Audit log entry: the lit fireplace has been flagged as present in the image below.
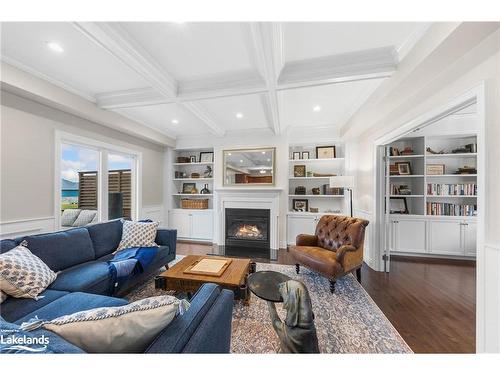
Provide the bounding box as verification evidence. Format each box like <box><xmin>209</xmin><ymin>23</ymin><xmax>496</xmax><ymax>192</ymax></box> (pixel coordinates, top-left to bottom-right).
<box><xmin>225</xmin><ymin>208</ymin><xmax>270</xmax><ymax>249</ymax></box>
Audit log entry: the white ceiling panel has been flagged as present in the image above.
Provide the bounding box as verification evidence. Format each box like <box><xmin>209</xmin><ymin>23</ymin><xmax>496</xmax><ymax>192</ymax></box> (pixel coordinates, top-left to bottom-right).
<box><xmin>115</xmin><ymin>103</ymin><xmax>211</xmax><ymax>138</ymax></box>
<box><xmin>119</xmin><ymin>22</ymin><xmax>254</xmax><ymax>81</ymax></box>
<box><xmin>195</xmin><ymin>93</ymin><xmax>270</xmax><ymax>132</ymax></box>
<box><xmin>280</xmin><ymin>78</ymin><xmax>385</xmax><ymax>129</ymax></box>
<box><xmin>283</xmin><ymin>22</ymin><xmax>426</xmax><ymax>62</ymax></box>
<box><xmin>0</xmin><ymin>22</ymin><xmax>150</xmax><ymax>98</ymax></box>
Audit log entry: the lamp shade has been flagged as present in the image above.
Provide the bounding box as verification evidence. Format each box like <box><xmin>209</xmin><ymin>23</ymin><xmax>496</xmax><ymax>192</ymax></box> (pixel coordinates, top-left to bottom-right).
<box><xmin>329</xmin><ymin>175</ymin><xmax>355</xmax><ymax>188</ymax></box>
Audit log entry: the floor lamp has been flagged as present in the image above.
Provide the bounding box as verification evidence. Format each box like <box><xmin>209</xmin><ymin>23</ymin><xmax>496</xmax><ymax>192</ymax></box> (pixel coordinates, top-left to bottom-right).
<box><xmin>329</xmin><ymin>176</ymin><xmax>355</xmax><ymax>217</ymax></box>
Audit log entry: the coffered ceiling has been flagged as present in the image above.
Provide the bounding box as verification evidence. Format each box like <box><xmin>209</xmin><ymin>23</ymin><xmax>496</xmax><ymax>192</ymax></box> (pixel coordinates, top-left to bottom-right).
<box><xmin>0</xmin><ymin>22</ymin><xmax>429</xmax><ymax>140</ymax></box>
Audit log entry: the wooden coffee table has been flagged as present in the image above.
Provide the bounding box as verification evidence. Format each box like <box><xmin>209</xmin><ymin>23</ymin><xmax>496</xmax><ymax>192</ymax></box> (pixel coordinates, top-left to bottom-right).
<box><xmin>157</xmin><ymin>255</ymin><xmax>251</xmax><ymax>301</ymax></box>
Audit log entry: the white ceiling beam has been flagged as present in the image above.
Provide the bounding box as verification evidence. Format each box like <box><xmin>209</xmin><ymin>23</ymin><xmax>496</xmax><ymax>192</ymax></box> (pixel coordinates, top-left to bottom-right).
<box><xmin>245</xmin><ymin>23</ymin><xmax>283</xmax><ymax>135</ymax></box>
<box><xmin>73</xmin><ymin>22</ymin><xmax>178</xmax><ymax>99</ymax></box>
<box><xmin>96</xmin><ymin>87</ymin><xmax>171</xmax><ymax>109</ymax></box>
<box><xmin>182</xmin><ymin>102</ymin><xmax>226</xmax><ymax>137</ymax></box>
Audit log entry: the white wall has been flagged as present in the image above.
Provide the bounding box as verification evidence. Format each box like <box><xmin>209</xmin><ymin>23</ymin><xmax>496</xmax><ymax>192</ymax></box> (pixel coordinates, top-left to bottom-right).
<box><xmin>0</xmin><ymin>91</ymin><xmax>166</xmax><ymax>234</ymax></box>
<box><xmin>346</xmin><ymin>29</ymin><xmax>500</xmax><ymax>352</ymax></box>
<box><xmin>174</xmin><ymin>127</ymin><xmax>342</xmax><ymax>248</ymax></box>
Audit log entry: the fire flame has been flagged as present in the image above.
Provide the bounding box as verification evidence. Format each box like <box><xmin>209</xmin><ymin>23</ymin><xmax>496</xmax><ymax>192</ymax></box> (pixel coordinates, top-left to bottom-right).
<box><xmin>235</xmin><ymin>224</ymin><xmax>262</xmax><ymax>238</ymax></box>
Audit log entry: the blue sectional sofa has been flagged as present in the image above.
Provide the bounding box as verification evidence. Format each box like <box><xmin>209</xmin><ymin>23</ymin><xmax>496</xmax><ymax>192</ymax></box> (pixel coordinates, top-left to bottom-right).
<box><xmin>0</xmin><ymin>220</ymin><xmax>234</xmax><ymax>353</ymax></box>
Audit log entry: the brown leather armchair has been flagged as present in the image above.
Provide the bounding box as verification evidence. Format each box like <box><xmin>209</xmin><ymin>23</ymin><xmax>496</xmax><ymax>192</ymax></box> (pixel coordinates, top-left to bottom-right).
<box><xmin>288</xmin><ymin>215</ymin><xmax>369</xmax><ymax>293</ymax></box>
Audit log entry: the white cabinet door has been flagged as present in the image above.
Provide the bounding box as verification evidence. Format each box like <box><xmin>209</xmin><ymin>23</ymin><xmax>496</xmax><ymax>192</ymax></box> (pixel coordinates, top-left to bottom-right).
<box><xmin>463</xmin><ymin>222</ymin><xmax>477</xmax><ymax>256</ymax></box>
<box><xmin>429</xmin><ymin>220</ymin><xmax>463</xmax><ymax>255</ymax></box>
<box><xmin>169</xmin><ymin>211</ymin><xmax>191</xmax><ymax>238</ymax></box>
<box><xmin>393</xmin><ymin>219</ymin><xmax>427</xmax><ymax>253</ymax></box>
<box><xmin>287</xmin><ymin>215</ymin><xmax>318</xmax><ymax>245</ymax></box>
<box><xmin>191</xmin><ymin>212</ymin><xmax>213</xmax><ymax>241</ymax></box>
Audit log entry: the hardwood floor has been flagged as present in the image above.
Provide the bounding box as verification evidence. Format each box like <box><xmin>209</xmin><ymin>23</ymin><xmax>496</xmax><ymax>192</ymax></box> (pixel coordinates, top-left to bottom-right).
<box><xmin>176</xmin><ymin>242</ymin><xmax>476</xmax><ymax>353</ymax></box>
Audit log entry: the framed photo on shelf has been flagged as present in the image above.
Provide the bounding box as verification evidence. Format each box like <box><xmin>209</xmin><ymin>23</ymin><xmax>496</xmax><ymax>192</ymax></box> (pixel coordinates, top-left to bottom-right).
<box><xmin>395</xmin><ymin>162</ymin><xmax>412</xmax><ymax>175</ymax></box>
<box><xmin>389</xmin><ymin>197</ymin><xmax>408</xmax><ymax>214</ymax></box>
<box><xmin>182</xmin><ymin>182</ymin><xmax>196</xmax><ymax>194</ymax></box>
<box><xmin>292</xmin><ymin>199</ymin><xmax>309</xmax><ymax>212</ymax></box>
<box><xmin>292</xmin><ymin>152</ymin><xmax>301</xmax><ymax>160</ymax></box>
<box><xmin>189</xmin><ymin>155</ymin><xmax>197</xmax><ymax>163</ymax></box>
<box><xmin>301</xmin><ymin>151</ymin><xmax>310</xmax><ymax>159</ymax></box>
<box><xmin>293</xmin><ymin>165</ymin><xmax>306</xmax><ymax>177</ymax></box>
<box><xmin>316</xmin><ymin>145</ymin><xmax>336</xmax><ymax>159</ymax></box>
<box><xmin>426</xmin><ymin>164</ymin><xmax>445</xmax><ymax>175</ymax></box>
<box><xmin>199</xmin><ymin>152</ymin><xmax>214</xmax><ymax>163</ymax></box>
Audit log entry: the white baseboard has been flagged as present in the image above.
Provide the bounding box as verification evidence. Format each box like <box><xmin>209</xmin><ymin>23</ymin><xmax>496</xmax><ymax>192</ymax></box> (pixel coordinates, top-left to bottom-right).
<box><xmin>0</xmin><ymin>217</ymin><xmax>56</xmax><ymax>239</ymax></box>
<box><xmin>141</xmin><ymin>205</ymin><xmax>164</xmax><ymax>225</ymax></box>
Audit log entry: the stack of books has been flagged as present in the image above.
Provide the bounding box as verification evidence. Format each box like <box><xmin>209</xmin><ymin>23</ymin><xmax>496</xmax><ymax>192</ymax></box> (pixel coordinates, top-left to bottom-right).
<box><xmin>426</xmin><ymin>202</ymin><xmax>477</xmax><ymax>216</ymax></box>
<box><xmin>427</xmin><ymin>183</ymin><xmax>477</xmax><ymax>196</ymax></box>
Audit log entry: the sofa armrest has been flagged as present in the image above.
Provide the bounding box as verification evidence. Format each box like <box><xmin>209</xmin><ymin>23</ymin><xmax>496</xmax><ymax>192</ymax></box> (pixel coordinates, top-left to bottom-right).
<box><xmin>296</xmin><ymin>234</ymin><xmax>318</xmax><ymax>246</ymax></box>
<box><xmin>335</xmin><ymin>245</ymin><xmax>357</xmax><ymax>262</ymax></box>
<box><xmin>155</xmin><ymin>228</ymin><xmax>177</xmax><ymax>254</ymax></box>
<box><xmin>145</xmin><ymin>283</ymin><xmax>233</xmax><ymax>353</ymax></box>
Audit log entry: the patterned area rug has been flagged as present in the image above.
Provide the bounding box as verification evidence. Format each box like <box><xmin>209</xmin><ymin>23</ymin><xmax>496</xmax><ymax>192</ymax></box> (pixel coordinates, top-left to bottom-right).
<box><xmin>126</xmin><ymin>257</ymin><xmax>412</xmax><ymax>353</ymax></box>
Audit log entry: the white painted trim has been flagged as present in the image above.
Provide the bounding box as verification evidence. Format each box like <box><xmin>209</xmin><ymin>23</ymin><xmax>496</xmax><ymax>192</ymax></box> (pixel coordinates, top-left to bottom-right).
<box><xmin>96</xmin><ymin>87</ymin><xmax>170</xmax><ymax>109</ymax></box>
<box><xmin>182</xmin><ymin>102</ymin><xmax>225</xmax><ymax>137</ymax></box>
<box><xmin>396</xmin><ymin>23</ymin><xmax>433</xmax><ymax>62</ymax></box>
<box><xmin>372</xmin><ymin>82</ymin><xmax>486</xmax><ymax>352</ymax></box>
<box><xmin>0</xmin><ymin>217</ymin><xmax>56</xmax><ymax>239</ymax></box>
<box><xmin>55</xmin><ymin>130</ymin><xmax>143</xmax><ymax>229</ymax></box>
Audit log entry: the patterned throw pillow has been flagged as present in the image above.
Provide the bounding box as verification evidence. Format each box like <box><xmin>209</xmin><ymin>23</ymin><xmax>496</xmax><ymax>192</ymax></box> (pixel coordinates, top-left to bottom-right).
<box><xmin>60</xmin><ymin>209</ymin><xmax>82</xmax><ymax>227</ymax></box>
<box><xmin>116</xmin><ymin>220</ymin><xmax>159</xmax><ymax>251</ymax></box>
<box><xmin>72</xmin><ymin>210</ymin><xmax>97</xmax><ymax>227</ymax></box>
<box><xmin>0</xmin><ymin>241</ymin><xmax>57</xmax><ymax>300</ymax></box>
<box><xmin>22</xmin><ymin>295</ymin><xmax>190</xmax><ymax>353</ymax></box>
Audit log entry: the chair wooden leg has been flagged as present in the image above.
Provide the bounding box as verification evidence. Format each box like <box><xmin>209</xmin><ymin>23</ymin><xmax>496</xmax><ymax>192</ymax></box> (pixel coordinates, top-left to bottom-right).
<box><xmin>165</xmin><ymin>264</ymin><xmax>169</xmax><ymax>270</ymax></box>
<box><xmin>356</xmin><ymin>267</ymin><xmax>361</xmax><ymax>283</ymax></box>
<box><xmin>329</xmin><ymin>279</ymin><xmax>336</xmax><ymax>293</ymax></box>
<box><xmin>295</xmin><ymin>264</ymin><xmax>300</xmax><ymax>274</ymax></box>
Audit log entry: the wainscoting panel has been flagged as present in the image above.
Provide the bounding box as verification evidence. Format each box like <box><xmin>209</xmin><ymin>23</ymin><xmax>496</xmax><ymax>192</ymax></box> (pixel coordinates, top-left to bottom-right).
<box><xmin>353</xmin><ymin>209</ymin><xmax>376</xmax><ymax>270</ymax></box>
<box><xmin>0</xmin><ymin>217</ymin><xmax>56</xmax><ymax>240</ymax></box>
<box><xmin>141</xmin><ymin>205</ymin><xmax>165</xmax><ymax>225</ymax></box>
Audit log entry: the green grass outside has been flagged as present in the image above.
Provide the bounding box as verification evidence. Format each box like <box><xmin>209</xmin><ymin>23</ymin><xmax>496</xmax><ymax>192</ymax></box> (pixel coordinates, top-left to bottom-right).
<box><xmin>61</xmin><ymin>202</ymin><xmax>78</xmax><ymax>210</ymax></box>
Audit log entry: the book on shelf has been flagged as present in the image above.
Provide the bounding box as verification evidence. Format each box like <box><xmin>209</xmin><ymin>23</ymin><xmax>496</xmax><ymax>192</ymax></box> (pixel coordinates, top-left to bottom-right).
<box><xmin>427</xmin><ymin>183</ymin><xmax>477</xmax><ymax>196</ymax></box>
<box><xmin>426</xmin><ymin>202</ymin><xmax>477</xmax><ymax>216</ymax></box>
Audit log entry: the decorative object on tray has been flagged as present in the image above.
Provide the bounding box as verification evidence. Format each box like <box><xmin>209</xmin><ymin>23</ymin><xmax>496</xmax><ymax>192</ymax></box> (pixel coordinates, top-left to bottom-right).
<box><xmin>315</xmin><ymin>146</ymin><xmax>336</xmax><ymax>159</ymax></box>
<box><xmin>312</xmin><ymin>172</ymin><xmax>336</xmax><ymax>177</ymax></box>
<box><xmin>293</xmin><ymin>199</ymin><xmax>309</xmax><ymax>212</ymax></box>
<box><xmin>181</xmin><ymin>199</ymin><xmax>209</xmax><ymax>209</ymax></box>
<box><xmin>292</xmin><ymin>152</ymin><xmax>301</xmax><ymax>160</ymax></box>
<box><xmin>426</xmin><ymin>164</ymin><xmax>445</xmax><ymax>175</ymax></box>
<box><xmin>426</xmin><ymin>147</ymin><xmax>444</xmax><ymax>155</ymax></box>
<box><xmin>309</xmin><ymin>207</ymin><xmax>319</xmax><ymax>213</ymax></box>
<box><xmin>294</xmin><ymin>165</ymin><xmax>306</xmax><ymax>177</ymax></box>
<box><xmin>454</xmin><ymin>166</ymin><xmax>477</xmax><ymax>174</ymax></box>
<box><xmin>190</xmin><ymin>172</ymin><xmax>200</xmax><ymax>178</ymax></box>
<box><xmin>199</xmin><ymin>151</ymin><xmax>214</xmax><ymax>163</ymax></box>
<box><xmin>389</xmin><ymin>197</ymin><xmax>409</xmax><ymax>214</ymax></box>
<box><xmin>389</xmin><ymin>165</ymin><xmax>399</xmax><ymax>175</ymax></box>
<box><xmin>189</xmin><ymin>155</ymin><xmax>197</xmax><ymax>163</ymax></box>
<box><xmin>400</xmin><ymin>147</ymin><xmax>414</xmax><ymax>155</ymax></box>
<box><xmin>175</xmin><ymin>171</ymin><xmax>187</xmax><ymax>178</ymax></box>
<box><xmin>301</xmin><ymin>151</ymin><xmax>310</xmax><ymax>159</ymax></box>
<box><xmin>184</xmin><ymin>258</ymin><xmax>232</xmax><ymax>277</ymax></box>
<box><xmin>203</xmin><ymin>165</ymin><xmax>213</xmax><ymax>178</ymax></box>
<box><xmin>311</xmin><ymin>187</ymin><xmax>321</xmax><ymax>195</ymax></box>
<box><xmin>322</xmin><ymin>184</ymin><xmax>343</xmax><ymax>195</ymax></box>
<box><xmin>395</xmin><ymin>162</ymin><xmax>411</xmax><ymax>175</ymax></box>
<box><xmin>182</xmin><ymin>182</ymin><xmax>197</xmax><ymax>194</ymax></box>
<box><xmin>294</xmin><ymin>186</ymin><xmax>306</xmax><ymax>195</ymax></box>
<box><xmin>200</xmin><ymin>184</ymin><xmax>211</xmax><ymax>194</ymax></box>
<box><xmin>177</xmin><ymin>156</ymin><xmax>190</xmax><ymax>163</ymax></box>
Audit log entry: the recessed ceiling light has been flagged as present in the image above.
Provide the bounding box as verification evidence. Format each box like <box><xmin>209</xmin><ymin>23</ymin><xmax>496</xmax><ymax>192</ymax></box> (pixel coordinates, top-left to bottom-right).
<box><xmin>228</xmin><ymin>153</ymin><xmax>232</xmax><ymax>156</ymax></box>
<box><xmin>261</xmin><ymin>151</ymin><xmax>266</xmax><ymax>154</ymax></box>
<box><xmin>267</xmin><ymin>158</ymin><xmax>271</xmax><ymax>162</ymax></box>
<box><xmin>240</xmin><ymin>159</ymin><xmax>244</xmax><ymax>163</ymax></box>
<box><xmin>171</xmin><ymin>119</ymin><xmax>179</xmax><ymax>124</ymax></box>
<box><xmin>313</xmin><ymin>105</ymin><xmax>321</xmax><ymax>112</ymax></box>
<box><xmin>46</xmin><ymin>41</ymin><xmax>64</xmax><ymax>53</ymax></box>
<box><xmin>236</xmin><ymin>112</ymin><xmax>243</xmax><ymax>119</ymax></box>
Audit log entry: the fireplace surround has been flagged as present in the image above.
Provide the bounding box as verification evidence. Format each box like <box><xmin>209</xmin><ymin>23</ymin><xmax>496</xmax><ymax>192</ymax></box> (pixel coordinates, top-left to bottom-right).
<box><xmin>225</xmin><ymin>208</ymin><xmax>270</xmax><ymax>249</ymax></box>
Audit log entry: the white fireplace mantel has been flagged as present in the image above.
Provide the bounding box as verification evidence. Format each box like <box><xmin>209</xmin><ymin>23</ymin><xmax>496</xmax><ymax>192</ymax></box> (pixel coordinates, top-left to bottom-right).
<box><xmin>214</xmin><ymin>188</ymin><xmax>281</xmax><ymax>249</ymax></box>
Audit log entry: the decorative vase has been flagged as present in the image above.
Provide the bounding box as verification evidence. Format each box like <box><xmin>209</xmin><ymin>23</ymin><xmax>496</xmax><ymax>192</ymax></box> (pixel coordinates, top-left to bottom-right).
<box><xmin>200</xmin><ymin>184</ymin><xmax>210</xmax><ymax>194</ymax></box>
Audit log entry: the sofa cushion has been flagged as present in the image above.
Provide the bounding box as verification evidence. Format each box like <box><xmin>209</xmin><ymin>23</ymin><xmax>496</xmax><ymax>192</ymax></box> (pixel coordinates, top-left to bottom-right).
<box><xmin>1</xmin><ymin>289</ymin><xmax>69</xmax><ymax>323</ymax></box>
<box><xmin>0</xmin><ymin>317</ymin><xmax>84</xmax><ymax>354</ymax></box>
<box><xmin>60</xmin><ymin>209</ymin><xmax>82</xmax><ymax>227</ymax></box>
<box><xmin>36</xmin><ymin>295</ymin><xmax>188</xmax><ymax>353</ymax></box>
<box><xmin>49</xmin><ymin>261</ymin><xmax>112</xmax><ymax>295</ymax></box>
<box><xmin>0</xmin><ymin>242</ymin><xmax>58</xmax><ymax>299</ymax></box>
<box><xmin>72</xmin><ymin>210</ymin><xmax>97</xmax><ymax>227</ymax></box>
<box><xmin>14</xmin><ymin>292</ymin><xmax>128</xmax><ymax>324</ymax></box>
<box><xmin>117</xmin><ymin>220</ymin><xmax>159</xmax><ymax>251</ymax></box>
<box><xmin>0</xmin><ymin>239</ymin><xmax>19</xmax><ymax>254</ymax></box>
<box><xmin>22</xmin><ymin>228</ymin><xmax>95</xmax><ymax>272</ymax></box>
<box><xmin>87</xmin><ymin>219</ymin><xmax>123</xmax><ymax>258</ymax></box>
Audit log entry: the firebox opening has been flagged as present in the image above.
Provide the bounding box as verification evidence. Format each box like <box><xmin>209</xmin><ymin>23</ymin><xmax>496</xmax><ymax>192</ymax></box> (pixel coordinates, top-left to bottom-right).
<box><xmin>225</xmin><ymin>208</ymin><xmax>270</xmax><ymax>249</ymax></box>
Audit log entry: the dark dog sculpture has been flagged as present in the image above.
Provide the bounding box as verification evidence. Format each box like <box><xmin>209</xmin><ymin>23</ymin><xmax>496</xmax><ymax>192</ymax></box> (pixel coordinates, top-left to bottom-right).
<box><xmin>267</xmin><ymin>280</ymin><xmax>320</xmax><ymax>353</ymax></box>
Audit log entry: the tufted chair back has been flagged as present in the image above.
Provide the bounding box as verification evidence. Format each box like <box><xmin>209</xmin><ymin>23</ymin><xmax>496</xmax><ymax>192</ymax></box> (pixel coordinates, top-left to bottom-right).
<box><xmin>314</xmin><ymin>215</ymin><xmax>369</xmax><ymax>252</ymax></box>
